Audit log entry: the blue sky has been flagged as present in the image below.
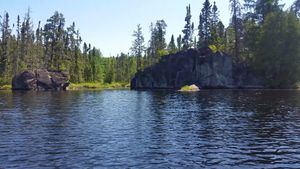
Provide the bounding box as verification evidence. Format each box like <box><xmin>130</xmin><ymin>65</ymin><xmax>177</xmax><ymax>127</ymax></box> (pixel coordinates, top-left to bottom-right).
<box><xmin>0</xmin><ymin>0</ymin><xmax>294</xmax><ymax>56</ymax></box>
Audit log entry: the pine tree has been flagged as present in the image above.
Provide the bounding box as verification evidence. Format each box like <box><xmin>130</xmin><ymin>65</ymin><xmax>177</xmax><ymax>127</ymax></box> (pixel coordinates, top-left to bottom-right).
<box><xmin>210</xmin><ymin>1</ymin><xmax>220</xmax><ymax>46</ymax></box>
<box><xmin>211</xmin><ymin>1</ymin><xmax>219</xmax><ymax>28</ymax></box>
<box><xmin>104</xmin><ymin>58</ymin><xmax>116</xmax><ymax>83</ymax></box>
<box><xmin>0</xmin><ymin>10</ymin><xmax>140</xmax><ymax>85</ymax></box>
<box><xmin>168</xmin><ymin>35</ymin><xmax>177</xmax><ymax>54</ymax></box>
<box><xmin>198</xmin><ymin>14</ymin><xmax>204</xmax><ymax>48</ymax></box>
<box><xmin>229</xmin><ymin>0</ymin><xmax>242</xmax><ymax>63</ymax></box>
<box><xmin>130</xmin><ymin>24</ymin><xmax>145</xmax><ymax>72</ymax></box>
<box><xmin>256</xmin><ymin>0</ymin><xmax>282</xmax><ymax>23</ymax></box>
<box><xmin>216</xmin><ymin>21</ymin><xmax>225</xmax><ymax>50</ymax></box>
<box><xmin>0</xmin><ymin>12</ymin><xmax>11</xmax><ymax>80</ymax></box>
<box><xmin>148</xmin><ymin>20</ymin><xmax>168</xmax><ymax>63</ymax></box>
<box><xmin>34</xmin><ymin>21</ymin><xmax>43</xmax><ymax>69</ymax></box>
<box><xmin>201</xmin><ymin>0</ymin><xmax>212</xmax><ymax>46</ymax></box>
<box><xmin>12</xmin><ymin>15</ymin><xmax>21</xmax><ymax>75</ymax></box>
<box><xmin>154</xmin><ymin>20</ymin><xmax>167</xmax><ymax>51</ymax></box>
<box><xmin>254</xmin><ymin>11</ymin><xmax>300</xmax><ymax>87</ymax></box>
<box><xmin>244</xmin><ymin>0</ymin><xmax>256</xmax><ymax>20</ymax></box>
<box><xmin>43</xmin><ymin>11</ymin><xmax>66</xmax><ymax>69</ymax></box>
<box><xmin>193</xmin><ymin>37</ymin><xmax>197</xmax><ymax>49</ymax></box>
<box><xmin>291</xmin><ymin>0</ymin><xmax>300</xmax><ymax>18</ymax></box>
<box><xmin>177</xmin><ymin>34</ymin><xmax>182</xmax><ymax>51</ymax></box>
<box><xmin>21</xmin><ymin>8</ymin><xmax>35</xmax><ymax>69</ymax></box>
<box><xmin>35</xmin><ymin>21</ymin><xmax>42</xmax><ymax>45</ymax></box>
<box><xmin>182</xmin><ymin>4</ymin><xmax>193</xmax><ymax>50</ymax></box>
<box><xmin>148</xmin><ymin>22</ymin><xmax>155</xmax><ymax>65</ymax></box>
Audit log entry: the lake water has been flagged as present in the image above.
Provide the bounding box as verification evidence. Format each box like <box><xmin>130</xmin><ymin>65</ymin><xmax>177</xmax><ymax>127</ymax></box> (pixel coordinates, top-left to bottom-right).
<box><xmin>1</xmin><ymin>90</ymin><xmax>300</xmax><ymax>168</ymax></box>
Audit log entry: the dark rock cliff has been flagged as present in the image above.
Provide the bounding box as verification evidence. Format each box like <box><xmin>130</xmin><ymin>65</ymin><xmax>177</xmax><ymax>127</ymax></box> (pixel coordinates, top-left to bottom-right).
<box><xmin>12</xmin><ymin>69</ymin><xmax>70</xmax><ymax>91</ymax></box>
<box><xmin>131</xmin><ymin>48</ymin><xmax>262</xmax><ymax>90</ymax></box>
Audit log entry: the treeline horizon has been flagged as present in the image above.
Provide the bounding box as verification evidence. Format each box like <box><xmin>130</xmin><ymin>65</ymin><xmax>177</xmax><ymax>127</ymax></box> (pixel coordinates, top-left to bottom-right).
<box><xmin>0</xmin><ymin>0</ymin><xmax>300</xmax><ymax>87</ymax></box>
<box><xmin>0</xmin><ymin>9</ymin><xmax>137</xmax><ymax>85</ymax></box>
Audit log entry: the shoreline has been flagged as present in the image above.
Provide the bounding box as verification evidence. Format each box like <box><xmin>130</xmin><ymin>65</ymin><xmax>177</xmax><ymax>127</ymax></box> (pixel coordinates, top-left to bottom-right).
<box><xmin>1</xmin><ymin>83</ymin><xmax>300</xmax><ymax>91</ymax></box>
<box><xmin>67</xmin><ymin>82</ymin><xmax>130</xmax><ymax>90</ymax></box>
<box><xmin>0</xmin><ymin>83</ymin><xmax>130</xmax><ymax>91</ymax></box>
<box><xmin>0</xmin><ymin>85</ymin><xmax>11</xmax><ymax>90</ymax></box>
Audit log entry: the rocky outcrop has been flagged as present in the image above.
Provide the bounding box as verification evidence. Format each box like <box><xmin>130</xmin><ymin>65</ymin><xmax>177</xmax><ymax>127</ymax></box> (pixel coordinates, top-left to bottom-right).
<box><xmin>131</xmin><ymin>48</ymin><xmax>263</xmax><ymax>90</ymax></box>
<box><xmin>12</xmin><ymin>69</ymin><xmax>70</xmax><ymax>91</ymax></box>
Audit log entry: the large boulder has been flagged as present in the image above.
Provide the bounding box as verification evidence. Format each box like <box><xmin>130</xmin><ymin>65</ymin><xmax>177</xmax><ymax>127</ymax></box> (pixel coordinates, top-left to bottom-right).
<box><xmin>131</xmin><ymin>48</ymin><xmax>262</xmax><ymax>90</ymax></box>
<box><xmin>12</xmin><ymin>69</ymin><xmax>69</xmax><ymax>91</ymax></box>
<box><xmin>11</xmin><ymin>70</ymin><xmax>37</xmax><ymax>90</ymax></box>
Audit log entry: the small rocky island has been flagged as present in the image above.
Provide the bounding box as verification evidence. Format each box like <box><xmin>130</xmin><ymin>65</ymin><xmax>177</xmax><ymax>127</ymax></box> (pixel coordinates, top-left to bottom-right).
<box><xmin>12</xmin><ymin>69</ymin><xmax>70</xmax><ymax>91</ymax></box>
<box><xmin>131</xmin><ymin>47</ymin><xmax>262</xmax><ymax>90</ymax></box>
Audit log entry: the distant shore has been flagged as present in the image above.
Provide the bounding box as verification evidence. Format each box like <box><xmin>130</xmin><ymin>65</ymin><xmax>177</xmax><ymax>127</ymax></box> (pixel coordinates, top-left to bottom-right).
<box><xmin>1</xmin><ymin>83</ymin><xmax>300</xmax><ymax>91</ymax></box>
<box><xmin>0</xmin><ymin>83</ymin><xmax>130</xmax><ymax>91</ymax></box>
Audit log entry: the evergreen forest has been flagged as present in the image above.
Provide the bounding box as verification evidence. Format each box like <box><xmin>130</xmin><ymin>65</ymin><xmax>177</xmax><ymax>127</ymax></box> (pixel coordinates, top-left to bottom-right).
<box><xmin>0</xmin><ymin>0</ymin><xmax>300</xmax><ymax>88</ymax></box>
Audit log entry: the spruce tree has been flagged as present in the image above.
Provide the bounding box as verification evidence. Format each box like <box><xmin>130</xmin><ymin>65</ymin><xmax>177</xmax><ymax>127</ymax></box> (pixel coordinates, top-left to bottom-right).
<box><xmin>22</xmin><ymin>8</ymin><xmax>35</xmax><ymax>69</ymax></box>
<box><xmin>177</xmin><ymin>34</ymin><xmax>182</xmax><ymax>51</ymax></box>
<box><xmin>182</xmin><ymin>4</ymin><xmax>193</xmax><ymax>50</ymax></box>
<box><xmin>198</xmin><ymin>14</ymin><xmax>204</xmax><ymax>48</ymax></box>
<box><xmin>291</xmin><ymin>0</ymin><xmax>300</xmax><ymax>18</ymax></box>
<box><xmin>244</xmin><ymin>0</ymin><xmax>256</xmax><ymax>20</ymax></box>
<box><xmin>0</xmin><ymin>12</ymin><xmax>11</xmax><ymax>79</ymax></box>
<box><xmin>254</xmin><ymin>11</ymin><xmax>300</xmax><ymax>87</ymax></box>
<box><xmin>43</xmin><ymin>11</ymin><xmax>66</xmax><ymax>69</ymax></box>
<box><xmin>211</xmin><ymin>1</ymin><xmax>219</xmax><ymax>27</ymax></box>
<box><xmin>229</xmin><ymin>0</ymin><xmax>242</xmax><ymax>63</ymax></box>
<box><xmin>210</xmin><ymin>1</ymin><xmax>220</xmax><ymax>46</ymax></box>
<box><xmin>255</xmin><ymin>0</ymin><xmax>282</xmax><ymax>23</ymax></box>
<box><xmin>154</xmin><ymin>20</ymin><xmax>167</xmax><ymax>51</ymax></box>
<box><xmin>201</xmin><ymin>0</ymin><xmax>212</xmax><ymax>46</ymax></box>
<box><xmin>12</xmin><ymin>15</ymin><xmax>21</xmax><ymax>75</ymax></box>
<box><xmin>168</xmin><ymin>35</ymin><xmax>177</xmax><ymax>54</ymax></box>
<box><xmin>130</xmin><ymin>24</ymin><xmax>145</xmax><ymax>72</ymax></box>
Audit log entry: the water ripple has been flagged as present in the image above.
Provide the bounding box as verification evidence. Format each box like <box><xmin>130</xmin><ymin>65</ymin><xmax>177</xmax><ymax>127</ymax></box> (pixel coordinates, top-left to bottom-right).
<box><xmin>0</xmin><ymin>90</ymin><xmax>300</xmax><ymax>168</ymax></box>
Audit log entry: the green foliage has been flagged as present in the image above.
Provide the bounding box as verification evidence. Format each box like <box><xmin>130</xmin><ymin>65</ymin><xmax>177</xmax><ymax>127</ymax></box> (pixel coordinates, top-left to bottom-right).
<box><xmin>130</xmin><ymin>24</ymin><xmax>146</xmax><ymax>72</ymax></box>
<box><xmin>229</xmin><ymin>0</ymin><xmax>243</xmax><ymax>63</ymax></box>
<box><xmin>0</xmin><ymin>84</ymin><xmax>11</xmax><ymax>90</ymax></box>
<box><xmin>148</xmin><ymin>20</ymin><xmax>168</xmax><ymax>64</ymax></box>
<box><xmin>182</xmin><ymin>4</ymin><xmax>194</xmax><ymax>50</ymax></box>
<box><xmin>1</xmin><ymin>3</ymin><xmax>300</xmax><ymax>90</ymax></box>
<box><xmin>255</xmin><ymin>0</ymin><xmax>283</xmax><ymax>22</ymax></box>
<box><xmin>176</xmin><ymin>35</ymin><xmax>182</xmax><ymax>51</ymax></box>
<box><xmin>198</xmin><ymin>0</ymin><xmax>212</xmax><ymax>46</ymax></box>
<box><xmin>68</xmin><ymin>82</ymin><xmax>129</xmax><ymax>90</ymax></box>
<box><xmin>158</xmin><ymin>49</ymin><xmax>169</xmax><ymax>57</ymax></box>
<box><xmin>253</xmin><ymin>11</ymin><xmax>300</xmax><ymax>87</ymax></box>
<box><xmin>291</xmin><ymin>0</ymin><xmax>300</xmax><ymax>18</ymax></box>
<box><xmin>208</xmin><ymin>45</ymin><xmax>218</xmax><ymax>53</ymax></box>
<box><xmin>0</xmin><ymin>10</ymin><xmax>138</xmax><ymax>87</ymax></box>
<box><xmin>197</xmin><ymin>1</ymin><xmax>225</xmax><ymax>51</ymax></box>
<box><xmin>167</xmin><ymin>35</ymin><xmax>177</xmax><ymax>54</ymax></box>
<box><xmin>241</xmin><ymin>19</ymin><xmax>261</xmax><ymax>62</ymax></box>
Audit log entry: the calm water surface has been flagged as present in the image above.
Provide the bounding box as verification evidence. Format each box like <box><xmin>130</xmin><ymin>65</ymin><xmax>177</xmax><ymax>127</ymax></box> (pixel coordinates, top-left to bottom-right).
<box><xmin>1</xmin><ymin>90</ymin><xmax>300</xmax><ymax>168</ymax></box>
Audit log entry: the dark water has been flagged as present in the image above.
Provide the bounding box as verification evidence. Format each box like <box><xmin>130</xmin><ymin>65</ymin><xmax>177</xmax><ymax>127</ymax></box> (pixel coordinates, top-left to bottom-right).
<box><xmin>1</xmin><ymin>90</ymin><xmax>300</xmax><ymax>168</ymax></box>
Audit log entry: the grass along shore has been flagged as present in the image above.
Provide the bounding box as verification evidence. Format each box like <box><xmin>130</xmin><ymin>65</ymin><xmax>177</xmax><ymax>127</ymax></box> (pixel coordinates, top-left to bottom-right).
<box><xmin>67</xmin><ymin>82</ymin><xmax>130</xmax><ymax>90</ymax></box>
<box><xmin>0</xmin><ymin>83</ymin><xmax>130</xmax><ymax>90</ymax></box>
<box><xmin>0</xmin><ymin>85</ymin><xmax>11</xmax><ymax>90</ymax></box>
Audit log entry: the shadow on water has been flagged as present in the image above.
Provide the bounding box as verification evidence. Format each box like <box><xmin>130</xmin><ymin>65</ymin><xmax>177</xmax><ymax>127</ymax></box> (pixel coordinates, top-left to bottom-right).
<box><xmin>141</xmin><ymin>90</ymin><xmax>300</xmax><ymax>167</ymax></box>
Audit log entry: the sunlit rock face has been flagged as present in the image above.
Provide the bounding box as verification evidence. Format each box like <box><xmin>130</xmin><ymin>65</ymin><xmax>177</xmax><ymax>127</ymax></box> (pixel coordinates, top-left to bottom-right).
<box><xmin>131</xmin><ymin>47</ymin><xmax>262</xmax><ymax>90</ymax></box>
